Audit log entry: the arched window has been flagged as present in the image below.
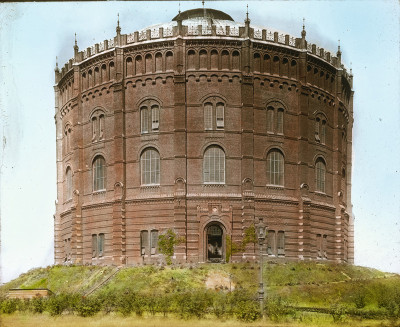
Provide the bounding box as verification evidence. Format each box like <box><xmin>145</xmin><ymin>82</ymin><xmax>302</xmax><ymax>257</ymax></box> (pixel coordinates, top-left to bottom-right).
<box><xmin>203</xmin><ymin>146</ymin><xmax>225</xmax><ymax>184</ymax></box>
<box><xmin>165</xmin><ymin>51</ymin><xmax>174</xmax><ymax>71</ymax></box>
<box><xmin>277</xmin><ymin>109</ymin><xmax>284</xmax><ymax>134</ymax></box>
<box><xmin>266</xmin><ymin>102</ymin><xmax>285</xmax><ymax>134</ymax></box>
<box><xmin>267</xmin><ymin>107</ymin><xmax>274</xmax><ymax>132</ymax></box>
<box><xmin>210</xmin><ymin>50</ymin><xmax>218</xmax><ymax>70</ymax></box>
<box><xmin>91</xmin><ymin>109</ymin><xmax>105</xmax><ymax>142</ymax></box>
<box><xmin>66</xmin><ymin>167</ymin><xmax>73</xmax><ymax>200</ymax></box>
<box><xmin>221</xmin><ymin>50</ymin><xmax>229</xmax><ymax>70</ymax></box>
<box><xmin>64</xmin><ymin>125</ymin><xmax>72</xmax><ymax>154</ymax></box>
<box><xmin>93</xmin><ymin>156</ymin><xmax>106</xmax><ymax>191</ymax></box>
<box><xmin>140</xmin><ymin>101</ymin><xmax>160</xmax><ymax>133</ymax></box>
<box><xmin>141</xmin><ymin>148</ymin><xmax>160</xmax><ymax>185</ymax></box>
<box><xmin>145</xmin><ymin>53</ymin><xmax>152</xmax><ymax>73</ymax></box>
<box><xmin>315</xmin><ymin>158</ymin><xmax>326</xmax><ymax>193</ymax></box>
<box><xmin>203</xmin><ymin>98</ymin><xmax>225</xmax><ymax>130</ymax></box>
<box><xmin>267</xmin><ymin>149</ymin><xmax>284</xmax><ymax>186</ymax></box>
<box><xmin>199</xmin><ymin>50</ymin><xmax>207</xmax><ymax>69</ymax></box>
<box><xmin>187</xmin><ymin>50</ymin><xmax>196</xmax><ymax>70</ymax></box>
<box><xmin>253</xmin><ymin>53</ymin><xmax>261</xmax><ymax>72</ymax></box>
<box><xmin>315</xmin><ymin>114</ymin><xmax>327</xmax><ymax>144</ymax></box>
<box><xmin>232</xmin><ymin>51</ymin><xmax>240</xmax><ymax>70</ymax></box>
<box><xmin>155</xmin><ymin>52</ymin><xmax>162</xmax><ymax>72</ymax></box>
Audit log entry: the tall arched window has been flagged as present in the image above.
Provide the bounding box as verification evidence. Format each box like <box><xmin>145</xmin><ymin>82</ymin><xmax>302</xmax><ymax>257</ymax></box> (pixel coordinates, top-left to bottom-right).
<box><xmin>140</xmin><ymin>101</ymin><xmax>160</xmax><ymax>133</ymax></box>
<box><xmin>66</xmin><ymin>167</ymin><xmax>73</xmax><ymax>200</ymax></box>
<box><xmin>203</xmin><ymin>146</ymin><xmax>225</xmax><ymax>184</ymax></box>
<box><xmin>141</xmin><ymin>148</ymin><xmax>160</xmax><ymax>185</ymax></box>
<box><xmin>267</xmin><ymin>149</ymin><xmax>284</xmax><ymax>186</ymax></box>
<box><xmin>315</xmin><ymin>158</ymin><xmax>326</xmax><ymax>192</ymax></box>
<box><xmin>93</xmin><ymin>156</ymin><xmax>106</xmax><ymax>191</ymax></box>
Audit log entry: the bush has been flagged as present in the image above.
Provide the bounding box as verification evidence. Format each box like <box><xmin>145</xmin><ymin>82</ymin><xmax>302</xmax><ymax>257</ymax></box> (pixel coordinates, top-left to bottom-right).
<box><xmin>174</xmin><ymin>291</ymin><xmax>212</xmax><ymax>319</ymax></box>
<box><xmin>45</xmin><ymin>296</ymin><xmax>65</xmax><ymax>316</ymax></box>
<box><xmin>211</xmin><ymin>292</ymin><xmax>228</xmax><ymax>319</ymax></box>
<box><xmin>75</xmin><ymin>297</ymin><xmax>101</xmax><ymax>317</ymax></box>
<box><xmin>0</xmin><ymin>299</ymin><xmax>19</xmax><ymax>314</ymax></box>
<box><xmin>45</xmin><ymin>294</ymin><xmax>78</xmax><ymax>316</ymax></box>
<box><xmin>265</xmin><ymin>296</ymin><xmax>295</xmax><ymax>322</ymax></box>
<box><xmin>353</xmin><ymin>290</ymin><xmax>367</xmax><ymax>309</ymax></box>
<box><xmin>234</xmin><ymin>299</ymin><xmax>261</xmax><ymax>322</ymax></box>
<box><xmin>30</xmin><ymin>297</ymin><xmax>45</xmax><ymax>313</ymax></box>
<box><xmin>330</xmin><ymin>303</ymin><xmax>348</xmax><ymax>323</ymax></box>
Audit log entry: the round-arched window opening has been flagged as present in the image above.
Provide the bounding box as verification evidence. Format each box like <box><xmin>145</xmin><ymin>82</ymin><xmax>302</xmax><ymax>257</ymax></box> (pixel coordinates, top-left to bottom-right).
<box><xmin>206</xmin><ymin>224</ymin><xmax>223</xmax><ymax>262</ymax></box>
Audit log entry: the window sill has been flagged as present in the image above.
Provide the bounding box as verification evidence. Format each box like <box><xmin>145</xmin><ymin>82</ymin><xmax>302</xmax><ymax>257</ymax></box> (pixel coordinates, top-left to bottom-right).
<box><xmin>140</xmin><ymin>185</ymin><xmax>160</xmax><ymax>189</ymax></box>
<box><xmin>314</xmin><ymin>191</ymin><xmax>326</xmax><ymax>196</ymax></box>
<box><xmin>266</xmin><ymin>184</ymin><xmax>284</xmax><ymax>189</ymax></box>
<box><xmin>93</xmin><ymin>189</ymin><xmax>106</xmax><ymax>195</ymax></box>
<box><xmin>203</xmin><ymin>183</ymin><xmax>226</xmax><ymax>187</ymax></box>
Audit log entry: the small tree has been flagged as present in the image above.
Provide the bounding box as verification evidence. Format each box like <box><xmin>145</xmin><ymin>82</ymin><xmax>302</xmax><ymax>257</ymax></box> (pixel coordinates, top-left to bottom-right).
<box><xmin>158</xmin><ymin>229</ymin><xmax>185</xmax><ymax>265</ymax></box>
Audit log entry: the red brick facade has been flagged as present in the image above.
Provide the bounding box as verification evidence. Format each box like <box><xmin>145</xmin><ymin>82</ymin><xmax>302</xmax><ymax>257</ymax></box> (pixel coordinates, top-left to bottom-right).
<box><xmin>54</xmin><ymin>9</ymin><xmax>354</xmax><ymax>266</ymax></box>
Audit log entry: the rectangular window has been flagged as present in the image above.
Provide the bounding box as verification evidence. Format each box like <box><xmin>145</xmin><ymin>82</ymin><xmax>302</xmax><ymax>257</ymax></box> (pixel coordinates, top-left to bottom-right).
<box><xmin>277</xmin><ymin>231</ymin><xmax>285</xmax><ymax>256</ymax></box>
<box><xmin>99</xmin><ymin>115</ymin><xmax>104</xmax><ymax>139</ymax></box>
<box><xmin>204</xmin><ymin>103</ymin><xmax>213</xmax><ymax>130</ymax></box>
<box><xmin>316</xmin><ymin>234</ymin><xmax>322</xmax><ymax>258</ymax></box>
<box><xmin>267</xmin><ymin>230</ymin><xmax>275</xmax><ymax>255</ymax></box>
<box><xmin>322</xmin><ymin>235</ymin><xmax>327</xmax><ymax>259</ymax></box>
<box><xmin>321</xmin><ymin>122</ymin><xmax>326</xmax><ymax>144</ymax></box>
<box><xmin>98</xmin><ymin>233</ymin><xmax>105</xmax><ymax>257</ymax></box>
<box><xmin>267</xmin><ymin>108</ymin><xmax>274</xmax><ymax>132</ymax></box>
<box><xmin>216</xmin><ymin>103</ymin><xmax>224</xmax><ymax>129</ymax></box>
<box><xmin>151</xmin><ymin>106</ymin><xmax>159</xmax><ymax>130</ymax></box>
<box><xmin>150</xmin><ymin>230</ymin><xmax>158</xmax><ymax>255</ymax></box>
<box><xmin>141</xmin><ymin>230</ymin><xmax>148</xmax><ymax>256</ymax></box>
<box><xmin>92</xmin><ymin>117</ymin><xmax>97</xmax><ymax>141</ymax></box>
<box><xmin>141</xmin><ymin>107</ymin><xmax>149</xmax><ymax>133</ymax></box>
<box><xmin>277</xmin><ymin>109</ymin><xmax>283</xmax><ymax>134</ymax></box>
<box><xmin>92</xmin><ymin>234</ymin><xmax>98</xmax><ymax>258</ymax></box>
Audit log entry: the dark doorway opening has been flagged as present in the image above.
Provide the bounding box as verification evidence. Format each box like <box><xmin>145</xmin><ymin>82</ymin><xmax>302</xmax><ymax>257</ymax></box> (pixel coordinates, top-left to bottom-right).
<box><xmin>207</xmin><ymin>224</ymin><xmax>223</xmax><ymax>262</ymax></box>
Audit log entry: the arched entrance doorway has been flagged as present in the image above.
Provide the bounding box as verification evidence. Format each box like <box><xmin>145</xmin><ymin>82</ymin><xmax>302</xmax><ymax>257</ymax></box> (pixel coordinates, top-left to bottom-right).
<box><xmin>206</xmin><ymin>224</ymin><xmax>224</xmax><ymax>262</ymax></box>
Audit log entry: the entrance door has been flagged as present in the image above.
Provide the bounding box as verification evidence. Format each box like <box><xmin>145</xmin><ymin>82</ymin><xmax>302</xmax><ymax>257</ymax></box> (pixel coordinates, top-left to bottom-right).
<box><xmin>207</xmin><ymin>224</ymin><xmax>223</xmax><ymax>262</ymax></box>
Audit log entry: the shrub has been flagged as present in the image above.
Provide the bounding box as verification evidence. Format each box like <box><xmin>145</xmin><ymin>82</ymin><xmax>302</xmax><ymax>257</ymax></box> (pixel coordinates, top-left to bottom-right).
<box><xmin>211</xmin><ymin>292</ymin><xmax>228</xmax><ymax>319</ymax></box>
<box><xmin>75</xmin><ymin>297</ymin><xmax>101</xmax><ymax>317</ymax></box>
<box><xmin>265</xmin><ymin>296</ymin><xmax>295</xmax><ymax>322</ymax></box>
<box><xmin>174</xmin><ymin>291</ymin><xmax>212</xmax><ymax>319</ymax></box>
<box><xmin>330</xmin><ymin>303</ymin><xmax>348</xmax><ymax>323</ymax></box>
<box><xmin>0</xmin><ymin>299</ymin><xmax>19</xmax><ymax>314</ymax></box>
<box><xmin>30</xmin><ymin>297</ymin><xmax>45</xmax><ymax>313</ymax></box>
<box><xmin>353</xmin><ymin>290</ymin><xmax>367</xmax><ymax>309</ymax></box>
<box><xmin>158</xmin><ymin>229</ymin><xmax>185</xmax><ymax>265</ymax></box>
<box><xmin>156</xmin><ymin>294</ymin><xmax>172</xmax><ymax>317</ymax></box>
<box><xmin>45</xmin><ymin>296</ymin><xmax>65</xmax><ymax>316</ymax></box>
<box><xmin>234</xmin><ymin>299</ymin><xmax>261</xmax><ymax>322</ymax></box>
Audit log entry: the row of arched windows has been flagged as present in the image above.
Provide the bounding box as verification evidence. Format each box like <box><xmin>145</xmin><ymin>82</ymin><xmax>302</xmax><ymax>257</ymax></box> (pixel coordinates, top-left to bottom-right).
<box><xmin>253</xmin><ymin>53</ymin><xmax>297</xmax><ymax>78</ymax></box>
<box><xmin>307</xmin><ymin>65</ymin><xmax>335</xmax><ymax>93</ymax></box>
<box><xmin>126</xmin><ymin>52</ymin><xmax>174</xmax><ymax>75</ymax></box>
<box><xmin>81</xmin><ymin>61</ymin><xmax>115</xmax><ymax>90</ymax></box>
<box><xmin>187</xmin><ymin>49</ymin><xmax>240</xmax><ymax>71</ymax></box>
<box><xmin>64</xmin><ymin>148</ymin><xmax>327</xmax><ymax>199</ymax></box>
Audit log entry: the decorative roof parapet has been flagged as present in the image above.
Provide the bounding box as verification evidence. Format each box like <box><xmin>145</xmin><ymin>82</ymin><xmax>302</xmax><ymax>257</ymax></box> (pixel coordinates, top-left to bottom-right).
<box><xmin>57</xmin><ymin>9</ymin><xmax>349</xmax><ymax>83</ymax></box>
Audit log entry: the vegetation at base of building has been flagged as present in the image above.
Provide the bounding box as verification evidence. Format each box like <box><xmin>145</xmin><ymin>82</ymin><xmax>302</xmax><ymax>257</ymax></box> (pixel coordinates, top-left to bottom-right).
<box><xmin>157</xmin><ymin>229</ymin><xmax>186</xmax><ymax>265</ymax></box>
<box><xmin>0</xmin><ymin>262</ymin><xmax>399</xmax><ymax>324</ymax></box>
<box><xmin>226</xmin><ymin>224</ymin><xmax>257</xmax><ymax>261</ymax></box>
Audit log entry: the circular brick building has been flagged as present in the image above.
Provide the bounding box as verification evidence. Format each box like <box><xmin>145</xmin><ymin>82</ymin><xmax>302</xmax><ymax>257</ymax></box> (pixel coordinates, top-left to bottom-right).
<box><xmin>54</xmin><ymin>8</ymin><xmax>354</xmax><ymax>266</ymax></box>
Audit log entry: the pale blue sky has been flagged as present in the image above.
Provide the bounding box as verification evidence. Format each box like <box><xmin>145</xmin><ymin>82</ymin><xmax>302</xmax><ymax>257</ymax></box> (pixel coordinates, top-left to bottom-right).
<box><xmin>0</xmin><ymin>1</ymin><xmax>399</xmax><ymax>283</ymax></box>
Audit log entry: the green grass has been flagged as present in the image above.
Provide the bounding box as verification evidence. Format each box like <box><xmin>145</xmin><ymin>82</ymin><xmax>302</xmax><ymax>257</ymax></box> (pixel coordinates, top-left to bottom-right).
<box><xmin>1</xmin><ymin>261</ymin><xmax>398</xmax><ymax>311</ymax></box>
